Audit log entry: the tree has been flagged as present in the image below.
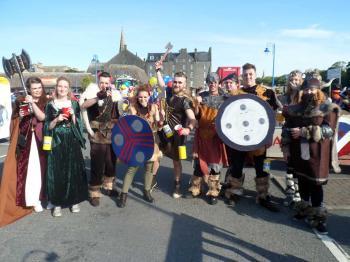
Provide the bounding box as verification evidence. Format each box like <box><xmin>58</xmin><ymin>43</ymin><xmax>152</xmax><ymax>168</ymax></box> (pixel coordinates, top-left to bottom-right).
<box><xmin>329</xmin><ymin>61</ymin><xmax>347</xmax><ymax>70</ymax></box>
<box><xmin>81</xmin><ymin>75</ymin><xmax>95</xmax><ymax>91</ymax></box>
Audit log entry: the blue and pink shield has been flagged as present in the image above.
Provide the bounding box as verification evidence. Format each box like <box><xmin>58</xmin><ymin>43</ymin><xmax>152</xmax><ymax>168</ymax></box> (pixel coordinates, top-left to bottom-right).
<box><xmin>112</xmin><ymin>115</ymin><xmax>154</xmax><ymax>166</ymax></box>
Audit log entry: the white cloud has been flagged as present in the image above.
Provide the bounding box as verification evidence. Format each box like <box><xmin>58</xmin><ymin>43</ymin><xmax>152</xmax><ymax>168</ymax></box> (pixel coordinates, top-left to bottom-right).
<box><xmin>280</xmin><ymin>24</ymin><xmax>334</xmax><ymax>39</ymax></box>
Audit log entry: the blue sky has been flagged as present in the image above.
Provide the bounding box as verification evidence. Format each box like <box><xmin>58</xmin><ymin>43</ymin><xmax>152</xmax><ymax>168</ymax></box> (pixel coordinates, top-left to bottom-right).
<box><xmin>1</xmin><ymin>0</ymin><xmax>349</xmax><ymax>78</ymax></box>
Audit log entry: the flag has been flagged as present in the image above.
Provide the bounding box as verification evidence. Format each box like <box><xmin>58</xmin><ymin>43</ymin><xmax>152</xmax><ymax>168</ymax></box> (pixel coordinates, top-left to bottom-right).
<box><xmin>337</xmin><ymin>115</ymin><xmax>350</xmax><ymax>157</ymax></box>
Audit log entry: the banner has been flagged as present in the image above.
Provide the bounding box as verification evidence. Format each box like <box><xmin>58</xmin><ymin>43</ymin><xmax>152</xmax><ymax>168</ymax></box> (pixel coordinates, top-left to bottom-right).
<box><xmin>0</xmin><ymin>77</ymin><xmax>12</xmax><ymax>140</ymax></box>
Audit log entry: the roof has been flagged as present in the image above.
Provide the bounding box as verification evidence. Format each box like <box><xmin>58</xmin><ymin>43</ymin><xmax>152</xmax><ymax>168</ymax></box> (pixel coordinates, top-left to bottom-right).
<box><xmin>106</xmin><ymin>49</ymin><xmax>146</xmax><ymax>69</ymax></box>
<box><xmin>147</xmin><ymin>49</ymin><xmax>211</xmax><ymax>62</ymax></box>
<box><xmin>106</xmin><ymin>64</ymin><xmax>148</xmax><ymax>84</ymax></box>
<box><xmin>0</xmin><ymin>72</ymin><xmax>92</xmax><ymax>88</ymax></box>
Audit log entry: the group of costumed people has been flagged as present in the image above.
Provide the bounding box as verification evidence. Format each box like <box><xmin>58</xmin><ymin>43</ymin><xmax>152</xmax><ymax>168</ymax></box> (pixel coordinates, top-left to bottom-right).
<box><xmin>0</xmin><ymin>61</ymin><xmax>340</xmax><ymax>235</ymax></box>
<box><xmin>0</xmin><ymin>76</ymin><xmax>87</xmax><ymax>225</ymax></box>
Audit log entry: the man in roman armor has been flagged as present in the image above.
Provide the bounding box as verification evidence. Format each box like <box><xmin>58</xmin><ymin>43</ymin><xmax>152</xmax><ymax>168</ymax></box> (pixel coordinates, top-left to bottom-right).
<box><xmin>155</xmin><ymin>62</ymin><xmax>196</xmax><ymax>198</ymax></box>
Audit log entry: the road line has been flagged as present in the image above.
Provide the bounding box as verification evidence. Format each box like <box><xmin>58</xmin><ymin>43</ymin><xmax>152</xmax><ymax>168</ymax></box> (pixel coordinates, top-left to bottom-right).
<box><xmin>314</xmin><ymin>229</ymin><xmax>350</xmax><ymax>262</ymax></box>
<box><xmin>0</xmin><ymin>155</ymin><xmax>7</xmax><ymax>159</ymax></box>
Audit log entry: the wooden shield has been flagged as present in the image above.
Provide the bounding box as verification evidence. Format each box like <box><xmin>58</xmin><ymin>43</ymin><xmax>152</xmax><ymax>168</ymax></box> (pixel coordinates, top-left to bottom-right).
<box><xmin>215</xmin><ymin>94</ymin><xmax>276</xmax><ymax>151</ymax></box>
<box><xmin>112</xmin><ymin>115</ymin><xmax>154</xmax><ymax>166</ymax></box>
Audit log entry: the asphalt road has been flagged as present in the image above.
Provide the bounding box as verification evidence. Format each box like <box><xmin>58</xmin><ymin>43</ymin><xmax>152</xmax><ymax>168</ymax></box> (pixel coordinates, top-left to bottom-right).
<box><xmin>0</xmin><ymin>138</ymin><xmax>349</xmax><ymax>262</ymax></box>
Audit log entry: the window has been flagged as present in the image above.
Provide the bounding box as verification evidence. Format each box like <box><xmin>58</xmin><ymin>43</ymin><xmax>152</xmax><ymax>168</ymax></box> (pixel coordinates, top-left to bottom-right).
<box><xmin>149</xmin><ymin>66</ymin><xmax>153</xmax><ymax>71</ymax></box>
<box><xmin>182</xmin><ymin>64</ymin><xmax>186</xmax><ymax>70</ymax></box>
<box><xmin>190</xmin><ymin>72</ymin><xmax>194</xmax><ymax>78</ymax></box>
<box><xmin>190</xmin><ymin>64</ymin><xmax>193</xmax><ymax>70</ymax></box>
<box><xmin>172</xmin><ymin>65</ymin><xmax>175</xmax><ymax>72</ymax></box>
<box><xmin>190</xmin><ymin>81</ymin><xmax>193</xmax><ymax>87</ymax></box>
<box><xmin>204</xmin><ymin>64</ymin><xmax>206</xmax><ymax>70</ymax></box>
<box><xmin>204</xmin><ymin>71</ymin><xmax>206</xmax><ymax>78</ymax></box>
<box><xmin>150</xmin><ymin>55</ymin><xmax>154</xmax><ymax>60</ymax></box>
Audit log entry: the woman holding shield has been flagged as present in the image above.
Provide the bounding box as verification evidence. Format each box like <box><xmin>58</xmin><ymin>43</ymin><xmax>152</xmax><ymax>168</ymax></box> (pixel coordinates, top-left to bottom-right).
<box><xmin>117</xmin><ymin>85</ymin><xmax>163</xmax><ymax>208</ymax></box>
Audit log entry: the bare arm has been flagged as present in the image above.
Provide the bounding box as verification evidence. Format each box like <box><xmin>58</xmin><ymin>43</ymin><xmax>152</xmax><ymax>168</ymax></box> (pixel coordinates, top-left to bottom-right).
<box><xmin>81</xmin><ymin>97</ymin><xmax>98</xmax><ymax>109</ymax></box>
<box><xmin>180</xmin><ymin>108</ymin><xmax>197</xmax><ymax>135</ymax></box>
<box><xmin>49</xmin><ymin>114</ymin><xmax>68</xmax><ymax>130</ymax></box>
<box><xmin>31</xmin><ymin>102</ymin><xmax>45</xmax><ymax>121</ymax></box>
<box><xmin>155</xmin><ymin>61</ymin><xmax>166</xmax><ymax>89</ymax></box>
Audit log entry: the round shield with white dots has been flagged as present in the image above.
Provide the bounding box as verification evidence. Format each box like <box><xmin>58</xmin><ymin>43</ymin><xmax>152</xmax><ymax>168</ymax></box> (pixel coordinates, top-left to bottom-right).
<box><xmin>216</xmin><ymin>94</ymin><xmax>275</xmax><ymax>151</ymax></box>
<box><xmin>112</xmin><ymin>115</ymin><xmax>154</xmax><ymax>166</ymax></box>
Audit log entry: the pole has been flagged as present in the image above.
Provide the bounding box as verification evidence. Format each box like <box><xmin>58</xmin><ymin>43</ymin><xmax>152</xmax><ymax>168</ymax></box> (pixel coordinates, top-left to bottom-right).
<box><xmin>93</xmin><ymin>54</ymin><xmax>98</xmax><ymax>84</ymax></box>
<box><xmin>272</xmin><ymin>43</ymin><xmax>275</xmax><ymax>88</ymax></box>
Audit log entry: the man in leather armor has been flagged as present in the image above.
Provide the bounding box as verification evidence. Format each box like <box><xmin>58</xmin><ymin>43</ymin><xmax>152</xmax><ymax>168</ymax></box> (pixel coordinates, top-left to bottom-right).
<box><xmin>188</xmin><ymin>72</ymin><xmax>228</xmax><ymax>205</ymax></box>
<box><xmin>155</xmin><ymin>63</ymin><xmax>196</xmax><ymax>198</ymax></box>
<box><xmin>282</xmin><ymin>78</ymin><xmax>339</xmax><ymax>234</ymax></box>
<box><xmin>224</xmin><ymin>63</ymin><xmax>280</xmax><ymax>212</ymax></box>
<box><xmin>81</xmin><ymin>72</ymin><xmax>119</xmax><ymax>207</ymax></box>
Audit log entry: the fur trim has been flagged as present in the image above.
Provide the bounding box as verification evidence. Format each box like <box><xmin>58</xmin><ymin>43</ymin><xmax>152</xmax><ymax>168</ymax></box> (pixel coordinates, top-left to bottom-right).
<box><xmin>89</xmin><ymin>186</ymin><xmax>101</xmax><ymax>198</ymax></box>
<box><xmin>206</xmin><ymin>175</ymin><xmax>220</xmax><ymax>197</ymax></box>
<box><xmin>255</xmin><ymin>176</ymin><xmax>270</xmax><ymax>201</ymax></box>
<box><xmin>188</xmin><ymin>176</ymin><xmax>202</xmax><ymax>196</ymax></box>
<box><xmin>224</xmin><ymin>173</ymin><xmax>245</xmax><ymax>199</ymax></box>
<box><xmin>80</xmin><ymin>83</ymin><xmax>100</xmax><ymax>137</ymax></box>
<box><xmin>102</xmin><ymin>176</ymin><xmax>115</xmax><ymax>190</ymax></box>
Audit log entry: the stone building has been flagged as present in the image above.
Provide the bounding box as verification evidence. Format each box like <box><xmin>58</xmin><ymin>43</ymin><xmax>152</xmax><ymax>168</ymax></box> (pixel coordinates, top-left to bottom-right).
<box><xmin>86</xmin><ymin>30</ymin><xmax>148</xmax><ymax>83</ymax></box>
<box><xmin>146</xmin><ymin>47</ymin><xmax>212</xmax><ymax>89</ymax></box>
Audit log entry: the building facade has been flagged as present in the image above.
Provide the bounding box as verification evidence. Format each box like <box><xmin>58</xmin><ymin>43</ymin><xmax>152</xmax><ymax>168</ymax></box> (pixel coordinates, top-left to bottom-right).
<box><xmin>146</xmin><ymin>48</ymin><xmax>212</xmax><ymax>89</ymax></box>
<box><xmin>86</xmin><ymin>30</ymin><xmax>148</xmax><ymax>84</ymax></box>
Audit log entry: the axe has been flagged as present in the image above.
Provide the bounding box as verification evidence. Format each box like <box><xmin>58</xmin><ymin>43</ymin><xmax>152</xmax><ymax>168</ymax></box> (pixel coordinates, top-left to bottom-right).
<box><xmin>159</xmin><ymin>42</ymin><xmax>173</xmax><ymax>63</ymax></box>
<box><xmin>2</xmin><ymin>49</ymin><xmax>33</xmax><ymax>112</ymax></box>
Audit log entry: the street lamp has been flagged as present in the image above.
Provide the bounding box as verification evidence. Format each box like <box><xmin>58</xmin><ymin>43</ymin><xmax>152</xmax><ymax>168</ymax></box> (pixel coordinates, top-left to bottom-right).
<box><xmin>91</xmin><ymin>54</ymin><xmax>99</xmax><ymax>83</ymax></box>
<box><xmin>264</xmin><ymin>43</ymin><xmax>276</xmax><ymax>88</ymax></box>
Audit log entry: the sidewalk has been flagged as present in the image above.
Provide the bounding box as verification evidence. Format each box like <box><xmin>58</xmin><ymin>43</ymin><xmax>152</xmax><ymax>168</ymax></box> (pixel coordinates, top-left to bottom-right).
<box><xmin>271</xmin><ymin>157</ymin><xmax>350</xmax><ymax>210</ymax></box>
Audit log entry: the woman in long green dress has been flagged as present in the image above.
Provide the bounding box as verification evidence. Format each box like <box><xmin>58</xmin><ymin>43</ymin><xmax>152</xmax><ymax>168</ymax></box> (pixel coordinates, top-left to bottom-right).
<box><xmin>44</xmin><ymin>76</ymin><xmax>88</xmax><ymax>217</ymax></box>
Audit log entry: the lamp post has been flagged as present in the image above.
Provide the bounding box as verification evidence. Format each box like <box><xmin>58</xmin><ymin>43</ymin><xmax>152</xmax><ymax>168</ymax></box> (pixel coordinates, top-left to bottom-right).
<box><xmin>264</xmin><ymin>43</ymin><xmax>276</xmax><ymax>88</ymax></box>
<box><xmin>92</xmin><ymin>54</ymin><xmax>99</xmax><ymax>83</ymax></box>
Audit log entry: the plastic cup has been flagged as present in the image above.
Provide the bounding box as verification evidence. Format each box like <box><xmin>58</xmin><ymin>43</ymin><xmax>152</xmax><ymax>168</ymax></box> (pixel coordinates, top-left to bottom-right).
<box><xmin>174</xmin><ymin>124</ymin><xmax>184</xmax><ymax>136</ymax></box>
<box><xmin>62</xmin><ymin>107</ymin><xmax>71</xmax><ymax>118</ymax></box>
<box><xmin>20</xmin><ymin>103</ymin><xmax>30</xmax><ymax>115</ymax></box>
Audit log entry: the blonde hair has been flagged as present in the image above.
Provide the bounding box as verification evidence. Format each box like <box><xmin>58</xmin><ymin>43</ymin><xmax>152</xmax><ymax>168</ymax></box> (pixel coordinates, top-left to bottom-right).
<box><xmin>55</xmin><ymin>76</ymin><xmax>72</xmax><ymax>99</ymax></box>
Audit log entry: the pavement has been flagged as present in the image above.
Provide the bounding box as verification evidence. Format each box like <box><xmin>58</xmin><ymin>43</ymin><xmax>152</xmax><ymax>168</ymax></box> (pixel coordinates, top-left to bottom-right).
<box><xmin>270</xmin><ymin>158</ymin><xmax>350</xmax><ymax>210</ymax></box>
<box><xmin>0</xmin><ymin>138</ymin><xmax>350</xmax><ymax>261</ymax></box>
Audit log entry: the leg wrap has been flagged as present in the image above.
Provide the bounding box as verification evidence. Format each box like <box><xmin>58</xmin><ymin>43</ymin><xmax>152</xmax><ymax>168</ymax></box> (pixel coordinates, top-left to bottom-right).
<box><xmin>206</xmin><ymin>175</ymin><xmax>221</xmax><ymax>197</ymax></box>
<box><xmin>102</xmin><ymin>176</ymin><xmax>115</xmax><ymax>190</ymax></box>
<box><xmin>188</xmin><ymin>176</ymin><xmax>202</xmax><ymax>196</ymax></box>
<box><xmin>255</xmin><ymin>176</ymin><xmax>270</xmax><ymax>202</ymax></box>
<box><xmin>224</xmin><ymin>173</ymin><xmax>245</xmax><ymax>199</ymax></box>
<box><xmin>293</xmin><ymin>178</ymin><xmax>301</xmax><ymax>202</ymax></box>
<box><xmin>294</xmin><ymin>200</ymin><xmax>312</xmax><ymax>217</ymax></box>
<box><xmin>285</xmin><ymin>174</ymin><xmax>295</xmax><ymax>195</ymax></box>
<box><xmin>89</xmin><ymin>185</ymin><xmax>101</xmax><ymax>198</ymax></box>
<box><xmin>308</xmin><ymin>207</ymin><xmax>328</xmax><ymax>227</ymax></box>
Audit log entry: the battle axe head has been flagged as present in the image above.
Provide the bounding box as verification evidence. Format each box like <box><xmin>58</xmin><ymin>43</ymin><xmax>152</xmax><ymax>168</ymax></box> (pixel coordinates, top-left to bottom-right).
<box><xmin>2</xmin><ymin>49</ymin><xmax>31</xmax><ymax>78</ymax></box>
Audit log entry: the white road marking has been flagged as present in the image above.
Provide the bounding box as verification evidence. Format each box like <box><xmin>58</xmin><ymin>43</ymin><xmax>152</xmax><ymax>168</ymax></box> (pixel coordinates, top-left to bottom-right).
<box><xmin>314</xmin><ymin>229</ymin><xmax>350</xmax><ymax>262</ymax></box>
<box><xmin>0</xmin><ymin>155</ymin><xmax>7</xmax><ymax>159</ymax></box>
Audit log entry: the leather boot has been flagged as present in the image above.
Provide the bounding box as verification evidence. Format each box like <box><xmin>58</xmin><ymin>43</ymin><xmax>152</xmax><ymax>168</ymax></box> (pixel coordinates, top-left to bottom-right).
<box><xmin>143</xmin><ymin>190</ymin><xmax>154</xmax><ymax>203</ymax></box>
<box><xmin>117</xmin><ymin>193</ymin><xmax>128</xmax><ymax>208</ymax></box>
<box><xmin>255</xmin><ymin>176</ymin><xmax>279</xmax><ymax>212</ymax></box>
